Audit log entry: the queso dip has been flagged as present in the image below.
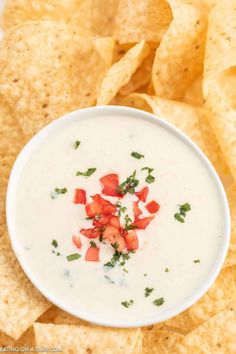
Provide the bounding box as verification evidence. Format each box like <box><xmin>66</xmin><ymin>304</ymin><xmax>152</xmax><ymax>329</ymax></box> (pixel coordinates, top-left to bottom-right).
<box><xmin>10</xmin><ymin>110</ymin><xmax>226</xmax><ymax>325</ymax></box>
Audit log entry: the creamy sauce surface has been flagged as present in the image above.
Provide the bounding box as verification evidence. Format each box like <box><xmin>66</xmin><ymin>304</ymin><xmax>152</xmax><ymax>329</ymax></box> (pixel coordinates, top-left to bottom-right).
<box><xmin>13</xmin><ymin>113</ymin><xmax>225</xmax><ymax>323</ymax></box>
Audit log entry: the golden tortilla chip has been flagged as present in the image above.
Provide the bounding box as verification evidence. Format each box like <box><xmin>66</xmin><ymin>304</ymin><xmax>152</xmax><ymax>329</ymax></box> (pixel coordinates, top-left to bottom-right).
<box><xmin>94</xmin><ymin>37</ymin><xmax>115</xmax><ymax>68</ymax></box>
<box><xmin>97</xmin><ymin>41</ymin><xmax>149</xmax><ymax>105</ymax></box>
<box><xmin>142</xmin><ymin>328</ymin><xmax>183</xmax><ymax>354</ymax></box>
<box><xmin>1</xmin><ymin>0</ymin><xmax>84</xmax><ymax>30</ymax></box>
<box><xmin>224</xmin><ymin>184</ymin><xmax>236</xmax><ymax>267</ymax></box>
<box><xmin>152</xmin><ymin>0</ymin><xmax>207</xmax><ymax>100</ymax></box>
<box><xmin>0</xmin><ymin>234</ymin><xmax>50</xmax><ymax>340</ymax></box>
<box><xmin>162</xmin><ymin>266</ymin><xmax>235</xmax><ymax>334</ymax></box>
<box><xmin>38</xmin><ymin>306</ymin><xmax>87</xmax><ymax>326</ymax></box>
<box><xmin>117</xmin><ymin>93</ymin><xmax>231</xmax><ymax>183</ymax></box>
<box><xmin>183</xmin><ymin>76</ymin><xmax>204</xmax><ymax>106</ymax></box>
<box><xmin>34</xmin><ymin>323</ymin><xmax>142</xmax><ymax>354</ymax></box>
<box><xmin>174</xmin><ymin>301</ymin><xmax>236</xmax><ymax>353</ymax></box>
<box><xmin>0</xmin><ymin>21</ymin><xmax>106</xmax><ymax>138</ymax></box>
<box><xmin>0</xmin><ymin>327</ymin><xmax>35</xmax><ymax>351</ymax></box>
<box><xmin>89</xmin><ymin>0</ymin><xmax>119</xmax><ymax>37</ymax></box>
<box><xmin>114</xmin><ymin>0</ymin><xmax>172</xmax><ymax>44</ymax></box>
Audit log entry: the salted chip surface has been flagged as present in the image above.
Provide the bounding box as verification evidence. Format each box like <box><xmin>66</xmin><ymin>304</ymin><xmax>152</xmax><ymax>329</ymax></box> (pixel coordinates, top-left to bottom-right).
<box><xmin>162</xmin><ymin>266</ymin><xmax>235</xmax><ymax>333</ymax></box>
<box><xmin>174</xmin><ymin>301</ymin><xmax>236</xmax><ymax>353</ymax></box>
<box><xmin>94</xmin><ymin>37</ymin><xmax>115</xmax><ymax>68</ymax></box>
<box><xmin>0</xmin><ymin>21</ymin><xmax>106</xmax><ymax>138</ymax></box>
<box><xmin>114</xmin><ymin>0</ymin><xmax>172</xmax><ymax>44</ymax></box>
<box><xmin>34</xmin><ymin>323</ymin><xmax>142</xmax><ymax>354</ymax></box>
<box><xmin>0</xmin><ymin>234</ymin><xmax>50</xmax><ymax>340</ymax></box>
<box><xmin>142</xmin><ymin>328</ymin><xmax>183</xmax><ymax>354</ymax></box>
<box><xmin>0</xmin><ymin>328</ymin><xmax>35</xmax><ymax>350</ymax></box>
<box><xmin>152</xmin><ymin>0</ymin><xmax>207</xmax><ymax>100</ymax></box>
<box><xmin>97</xmin><ymin>41</ymin><xmax>149</xmax><ymax>105</ymax></box>
<box><xmin>1</xmin><ymin>0</ymin><xmax>84</xmax><ymax>30</ymax></box>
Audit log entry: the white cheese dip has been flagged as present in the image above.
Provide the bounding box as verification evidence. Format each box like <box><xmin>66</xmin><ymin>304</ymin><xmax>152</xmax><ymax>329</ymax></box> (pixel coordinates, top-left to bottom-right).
<box><xmin>10</xmin><ymin>109</ymin><xmax>227</xmax><ymax>325</ymax></box>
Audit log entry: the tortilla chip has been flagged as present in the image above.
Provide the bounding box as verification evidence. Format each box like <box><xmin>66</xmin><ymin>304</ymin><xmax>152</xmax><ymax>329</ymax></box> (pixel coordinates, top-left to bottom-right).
<box><xmin>0</xmin><ymin>234</ymin><xmax>50</xmax><ymax>340</ymax></box>
<box><xmin>117</xmin><ymin>93</ymin><xmax>231</xmax><ymax>183</ymax></box>
<box><xmin>142</xmin><ymin>328</ymin><xmax>183</xmax><ymax>354</ymax></box>
<box><xmin>38</xmin><ymin>306</ymin><xmax>88</xmax><ymax>326</ymax></box>
<box><xmin>162</xmin><ymin>266</ymin><xmax>235</xmax><ymax>334</ymax></box>
<box><xmin>183</xmin><ymin>76</ymin><xmax>204</xmax><ymax>106</ymax></box>
<box><xmin>0</xmin><ymin>21</ymin><xmax>106</xmax><ymax>138</ymax></box>
<box><xmin>97</xmin><ymin>41</ymin><xmax>149</xmax><ymax>105</ymax></box>
<box><xmin>94</xmin><ymin>37</ymin><xmax>115</xmax><ymax>68</ymax></box>
<box><xmin>1</xmin><ymin>0</ymin><xmax>84</xmax><ymax>30</ymax></box>
<box><xmin>119</xmin><ymin>49</ymin><xmax>156</xmax><ymax>96</ymax></box>
<box><xmin>224</xmin><ymin>184</ymin><xmax>236</xmax><ymax>267</ymax></box>
<box><xmin>34</xmin><ymin>323</ymin><xmax>142</xmax><ymax>354</ymax></box>
<box><xmin>114</xmin><ymin>0</ymin><xmax>172</xmax><ymax>44</ymax></box>
<box><xmin>89</xmin><ymin>0</ymin><xmax>119</xmax><ymax>37</ymax></box>
<box><xmin>152</xmin><ymin>0</ymin><xmax>207</xmax><ymax>100</ymax></box>
<box><xmin>174</xmin><ymin>301</ymin><xmax>236</xmax><ymax>353</ymax></box>
<box><xmin>0</xmin><ymin>327</ymin><xmax>35</xmax><ymax>351</ymax></box>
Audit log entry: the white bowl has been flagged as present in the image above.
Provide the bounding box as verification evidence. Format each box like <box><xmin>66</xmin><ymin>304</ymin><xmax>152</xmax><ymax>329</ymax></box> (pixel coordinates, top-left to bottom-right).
<box><xmin>6</xmin><ymin>106</ymin><xmax>230</xmax><ymax>328</ymax></box>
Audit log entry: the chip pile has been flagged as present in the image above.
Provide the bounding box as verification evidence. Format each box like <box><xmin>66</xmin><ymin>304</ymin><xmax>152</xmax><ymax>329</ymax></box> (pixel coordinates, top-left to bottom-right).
<box><xmin>0</xmin><ymin>0</ymin><xmax>236</xmax><ymax>353</ymax></box>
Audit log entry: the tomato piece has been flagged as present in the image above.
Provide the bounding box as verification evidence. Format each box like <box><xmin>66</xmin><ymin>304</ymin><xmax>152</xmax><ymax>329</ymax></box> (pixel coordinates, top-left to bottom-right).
<box><xmin>80</xmin><ymin>227</ymin><xmax>101</xmax><ymax>239</ymax></box>
<box><xmin>132</xmin><ymin>216</ymin><xmax>154</xmax><ymax>230</ymax></box>
<box><xmin>146</xmin><ymin>200</ymin><xmax>160</xmax><ymax>214</ymax></box>
<box><xmin>93</xmin><ymin>215</ymin><xmax>112</xmax><ymax>227</ymax></box>
<box><xmin>124</xmin><ymin>231</ymin><xmax>139</xmax><ymax>251</ymax></box>
<box><xmin>73</xmin><ymin>188</ymin><xmax>86</xmax><ymax>204</ymax></box>
<box><xmin>72</xmin><ymin>235</ymin><xmax>82</xmax><ymax>249</ymax></box>
<box><xmin>85</xmin><ymin>202</ymin><xmax>103</xmax><ymax>218</ymax></box>
<box><xmin>135</xmin><ymin>186</ymin><xmax>149</xmax><ymax>202</ymax></box>
<box><xmin>85</xmin><ymin>246</ymin><xmax>100</xmax><ymax>261</ymax></box>
<box><xmin>111</xmin><ymin>235</ymin><xmax>126</xmax><ymax>252</ymax></box>
<box><xmin>133</xmin><ymin>201</ymin><xmax>142</xmax><ymax>217</ymax></box>
<box><xmin>103</xmin><ymin>225</ymin><xmax>120</xmax><ymax>240</ymax></box>
<box><xmin>92</xmin><ymin>194</ymin><xmax>117</xmax><ymax>215</ymax></box>
<box><xmin>109</xmin><ymin>216</ymin><xmax>121</xmax><ymax>229</ymax></box>
<box><xmin>100</xmin><ymin>174</ymin><xmax>123</xmax><ymax>197</ymax></box>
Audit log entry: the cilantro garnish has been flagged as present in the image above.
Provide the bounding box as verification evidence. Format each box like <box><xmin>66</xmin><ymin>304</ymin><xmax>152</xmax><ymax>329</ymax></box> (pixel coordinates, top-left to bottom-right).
<box><xmin>67</xmin><ymin>253</ymin><xmax>81</xmax><ymax>261</ymax></box>
<box><xmin>76</xmin><ymin>168</ymin><xmax>96</xmax><ymax>177</ymax></box>
<box><xmin>104</xmin><ymin>275</ymin><xmax>115</xmax><ymax>284</ymax></box>
<box><xmin>116</xmin><ymin>170</ymin><xmax>139</xmax><ymax>195</ymax></box>
<box><xmin>174</xmin><ymin>203</ymin><xmax>191</xmax><ymax>223</ymax></box>
<box><xmin>74</xmin><ymin>140</ymin><xmax>81</xmax><ymax>149</ymax></box>
<box><xmin>165</xmin><ymin>268</ymin><xmax>169</xmax><ymax>272</ymax></box>
<box><xmin>52</xmin><ymin>250</ymin><xmax>61</xmax><ymax>256</ymax></box>
<box><xmin>141</xmin><ymin>167</ymin><xmax>154</xmax><ymax>174</ymax></box>
<box><xmin>51</xmin><ymin>188</ymin><xmax>67</xmax><ymax>199</ymax></box>
<box><xmin>144</xmin><ymin>273</ymin><xmax>147</xmax><ymax>277</ymax></box>
<box><xmin>121</xmin><ymin>299</ymin><xmax>134</xmax><ymax>308</ymax></box>
<box><xmin>141</xmin><ymin>167</ymin><xmax>155</xmax><ymax>184</ymax></box>
<box><xmin>124</xmin><ymin>214</ymin><xmax>138</xmax><ymax>230</ymax></box>
<box><xmin>99</xmin><ymin>235</ymin><xmax>103</xmax><ymax>242</ymax></box>
<box><xmin>116</xmin><ymin>202</ymin><xmax>127</xmax><ymax>217</ymax></box>
<box><xmin>194</xmin><ymin>259</ymin><xmax>200</xmax><ymax>263</ymax></box>
<box><xmin>146</xmin><ymin>175</ymin><xmax>155</xmax><ymax>184</ymax></box>
<box><xmin>131</xmin><ymin>152</ymin><xmax>144</xmax><ymax>159</ymax></box>
<box><xmin>104</xmin><ymin>249</ymin><xmax>132</xmax><ymax>268</ymax></box>
<box><xmin>51</xmin><ymin>239</ymin><xmax>58</xmax><ymax>248</ymax></box>
<box><xmin>153</xmin><ymin>297</ymin><xmax>164</xmax><ymax>306</ymax></box>
<box><xmin>145</xmin><ymin>287</ymin><xmax>154</xmax><ymax>297</ymax></box>
<box><xmin>90</xmin><ymin>241</ymin><xmax>97</xmax><ymax>248</ymax></box>
<box><xmin>123</xmin><ymin>268</ymin><xmax>128</xmax><ymax>273</ymax></box>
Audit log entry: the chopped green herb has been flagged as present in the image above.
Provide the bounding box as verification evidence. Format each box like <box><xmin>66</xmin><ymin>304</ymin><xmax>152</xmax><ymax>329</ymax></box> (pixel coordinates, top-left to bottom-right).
<box><xmin>120</xmin><ymin>261</ymin><xmax>125</xmax><ymax>266</ymax></box>
<box><xmin>146</xmin><ymin>175</ymin><xmax>155</xmax><ymax>184</ymax></box>
<box><xmin>51</xmin><ymin>239</ymin><xmax>58</xmax><ymax>248</ymax></box>
<box><xmin>131</xmin><ymin>152</ymin><xmax>144</xmax><ymax>159</ymax></box>
<box><xmin>55</xmin><ymin>187</ymin><xmax>67</xmax><ymax>194</ymax></box>
<box><xmin>116</xmin><ymin>202</ymin><xmax>127</xmax><ymax>217</ymax></box>
<box><xmin>153</xmin><ymin>297</ymin><xmax>165</xmax><ymax>306</ymax></box>
<box><xmin>116</xmin><ymin>170</ymin><xmax>139</xmax><ymax>195</ymax></box>
<box><xmin>123</xmin><ymin>268</ymin><xmax>128</xmax><ymax>273</ymax></box>
<box><xmin>52</xmin><ymin>250</ymin><xmax>61</xmax><ymax>256</ymax></box>
<box><xmin>144</xmin><ymin>273</ymin><xmax>147</xmax><ymax>277</ymax></box>
<box><xmin>121</xmin><ymin>299</ymin><xmax>134</xmax><ymax>308</ymax></box>
<box><xmin>125</xmin><ymin>224</ymin><xmax>138</xmax><ymax>230</ymax></box>
<box><xmin>194</xmin><ymin>259</ymin><xmax>200</xmax><ymax>263</ymax></box>
<box><xmin>174</xmin><ymin>202</ymin><xmax>191</xmax><ymax>223</ymax></box>
<box><xmin>174</xmin><ymin>213</ymin><xmax>185</xmax><ymax>223</ymax></box>
<box><xmin>76</xmin><ymin>168</ymin><xmax>96</xmax><ymax>177</ymax></box>
<box><xmin>86</xmin><ymin>217</ymin><xmax>93</xmax><ymax>220</ymax></box>
<box><xmin>165</xmin><ymin>268</ymin><xmax>169</xmax><ymax>272</ymax></box>
<box><xmin>141</xmin><ymin>167</ymin><xmax>154</xmax><ymax>174</ymax></box>
<box><xmin>145</xmin><ymin>287</ymin><xmax>154</xmax><ymax>297</ymax></box>
<box><xmin>67</xmin><ymin>253</ymin><xmax>81</xmax><ymax>262</ymax></box>
<box><xmin>90</xmin><ymin>241</ymin><xmax>97</xmax><ymax>248</ymax></box>
<box><xmin>104</xmin><ymin>275</ymin><xmax>115</xmax><ymax>284</ymax></box>
<box><xmin>99</xmin><ymin>235</ymin><xmax>103</xmax><ymax>242</ymax></box>
<box><xmin>104</xmin><ymin>250</ymin><xmax>132</xmax><ymax>268</ymax></box>
<box><xmin>74</xmin><ymin>140</ymin><xmax>81</xmax><ymax>149</ymax></box>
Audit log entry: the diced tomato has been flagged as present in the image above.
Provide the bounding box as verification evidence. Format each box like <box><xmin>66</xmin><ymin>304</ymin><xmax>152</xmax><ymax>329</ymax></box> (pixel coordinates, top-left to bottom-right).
<box><xmin>85</xmin><ymin>202</ymin><xmax>103</xmax><ymax>218</ymax></box>
<box><xmin>132</xmin><ymin>216</ymin><xmax>155</xmax><ymax>230</ymax></box>
<box><xmin>73</xmin><ymin>188</ymin><xmax>86</xmax><ymax>204</ymax></box>
<box><xmin>135</xmin><ymin>186</ymin><xmax>149</xmax><ymax>202</ymax></box>
<box><xmin>93</xmin><ymin>215</ymin><xmax>112</xmax><ymax>227</ymax></box>
<box><xmin>103</xmin><ymin>225</ymin><xmax>120</xmax><ymax>240</ymax></box>
<box><xmin>133</xmin><ymin>201</ymin><xmax>142</xmax><ymax>217</ymax></box>
<box><xmin>72</xmin><ymin>235</ymin><xmax>82</xmax><ymax>249</ymax></box>
<box><xmin>124</xmin><ymin>231</ymin><xmax>139</xmax><ymax>251</ymax></box>
<box><xmin>146</xmin><ymin>200</ymin><xmax>160</xmax><ymax>214</ymax></box>
<box><xmin>109</xmin><ymin>216</ymin><xmax>121</xmax><ymax>229</ymax></box>
<box><xmin>85</xmin><ymin>246</ymin><xmax>100</xmax><ymax>261</ymax></box>
<box><xmin>80</xmin><ymin>227</ymin><xmax>101</xmax><ymax>239</ymax></box>
<box><xmin>100</xmin><ymin>174</ymin><xmax>123</xmax><ymax>197</ymax></box>
<box><xmin>111</xmin><ymin>235</ymin><xmax>126</xmax><ymax>252</ymax></box>
<box><xmin>92</xmin><ymin>194</ymin><xmax>117</xmax><ymax>215</ymax></box>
